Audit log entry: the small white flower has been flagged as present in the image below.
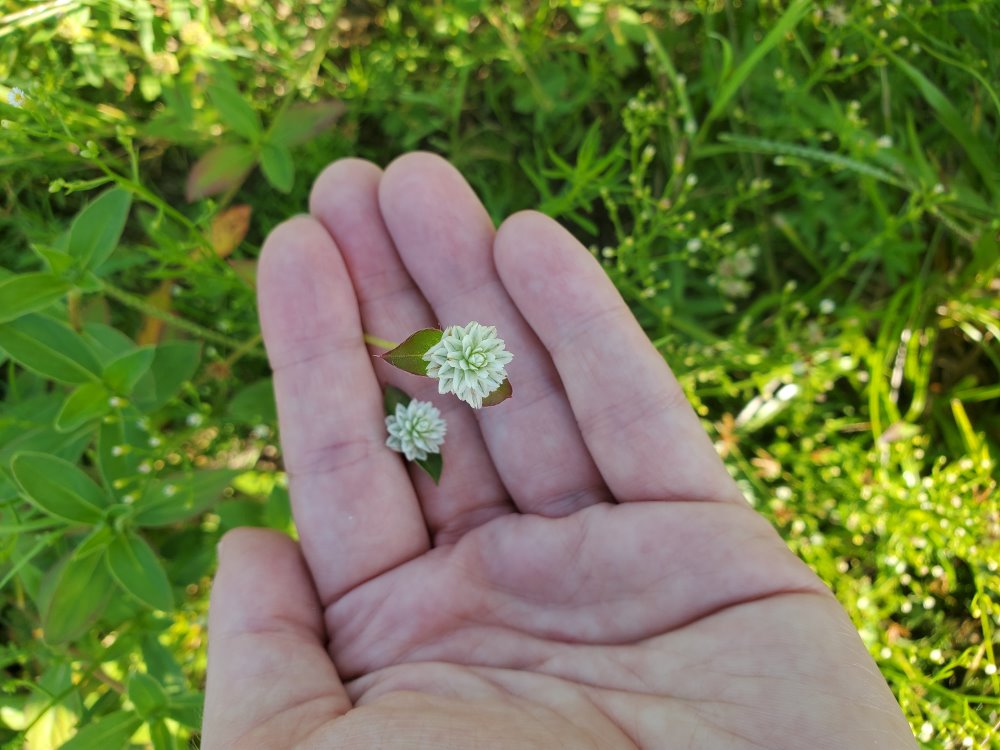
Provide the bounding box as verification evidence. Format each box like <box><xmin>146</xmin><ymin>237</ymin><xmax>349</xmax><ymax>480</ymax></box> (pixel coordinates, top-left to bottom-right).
<box><xmin>385</xmin><ymin>399</ymin><xmax>447</xmax><ymax>462</ymax></box>
<box><xmin>819</xmin><ymin>298</ymin><xmax>836</xmax><ymax>314</ymax></box>
<box><xmin>685</xmin><ymin>238</ymin><xmax>702</xmax><ymax>252</ymax></box>
<box><xmin>423</xmin><ymin>322</ymin><xmax>513</xmax><ymax>408</ymax></box>
<box><xmin>7</xmin><ymin>87</ymin><xmax>26</xmax><ymax>108</ymax></box>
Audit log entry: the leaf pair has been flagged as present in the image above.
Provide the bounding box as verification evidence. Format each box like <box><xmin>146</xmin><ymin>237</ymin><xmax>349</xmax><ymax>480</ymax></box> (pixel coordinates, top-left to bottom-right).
<box><xmin>185</xmin><ymin>96</ymin><xmax>346</xmax><ymax>200</ymax></box>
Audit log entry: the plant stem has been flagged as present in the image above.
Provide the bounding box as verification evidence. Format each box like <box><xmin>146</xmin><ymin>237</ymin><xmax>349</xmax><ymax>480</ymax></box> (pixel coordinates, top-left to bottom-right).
<box><xmin>101</xmin><ymin>282</ymin><xmax>261</xmax><ymax>354</ymax></box>
<box><xmin>363</xmin><ymin>334</ymin><xmax>399</xmax><ymax>350</ymax></box>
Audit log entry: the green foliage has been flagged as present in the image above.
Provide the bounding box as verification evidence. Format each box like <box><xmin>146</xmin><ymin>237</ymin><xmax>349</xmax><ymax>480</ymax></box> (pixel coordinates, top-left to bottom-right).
<box><xmin>0</xmin><ymin>0</ymin><xmax>997</xmax><ymax>748</ymax></box>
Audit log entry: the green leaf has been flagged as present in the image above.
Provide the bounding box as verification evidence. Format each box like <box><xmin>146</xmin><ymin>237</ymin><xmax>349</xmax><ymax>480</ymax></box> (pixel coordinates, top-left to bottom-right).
<box><xmin>11</xmin><ymin>452</ymin><xmax>109</xmax><ymax>524</ymax></box>
<box><xmin>481</xmin><ymin>378</ymin><xmax>513</xmax><ymax>407</ymax></box>
<box><xmin>55</xmin><ymin>382</ymin><xmax>111</xmax><ymax>432</ymax></box>
<box><xmin>73</xmin><ymin>525</ymin><xmax>113</xmax><ymax>560</ymax></box>
<box><xmin>226</xmin><ymin>377</ymin><xmax>276</xmax><ymax>424</ymax></box>
<box><xmin>207</xmin><ymin>82</ymin><xmax>263</xmax><ymax>141</ymax></box>
<box><xmin>149</xmin><ymin>719</ymin><xmax>177</xmax><ymax>750</ymax></box>
<box><xmin>165</xmin><ymin>692</ymin><xmax>204</xmax><ymax>730</ymax></box>
<box><xmin>269</xmin><ymin>100</ymin><xmax>346</xmax><ymax>146</ymax></box>
<box><xmin>127</xmin><ymin>672</ymin><xmax>168</xmax><ymax>720</ymax></box>
<box><xmin>885</xmin><ymin>50</ymin><xmax>999</xmax><ymax>201</ymax></box>
<box><xmin>381</xmin><ymin>328</ymin><xmax>443</xmax><ymax>375</ymax></box>
<box><xmin>134</xmin><ymin>469</ymin><xmax>239</xmax><ymax>527</ymax></box>
<box><xmin>415</xmin><ymin>451</ymin><xmax>443</xmax><ymax>484</ymax></box>
<box><xmin>133</xmin><ymin>341</ymin><xmax>202</xmax><ymax>412</ymax></box>
<box><xmin>96</xmin><ymin>415</ymin><xmax>147</xmax><ymax>489</ymax></box>
<box><xmin>34</xmin><ymin>245</ymin><xmax>76</xmax><ymax>276</ymax></box>
<box><xmin>67</xmin><ymin>189</ymin><xmax>133</xmax><ymax>271</ymax></box>
<box><xmin>0</xmin><ymin>314</ymin><xmax>102</xmax><ymax>384</ymax></box>
<box><xmin>383</xmin><ymin>384</ymin><xmax>412</xmax><ymax>415</ymax></box>
<box><xmin>185</xmin><ymin>144</ymin><xmax>256</xmax><ymax>202</ymax></box>
<box><xmin>0</xmin><ymin>273</ymin><xmax>71</xmax><ymax>323</ymax></box>
<box><xmin>260</xmin><ymin>141</ymin><xmax>295</xmax><ymax>193</ymax></box>
<box><xmin>105</xmin><ymin>531</ymin><xmax>174</xmax><ymax>611</ymax></box>
<box><xmin>103</xmin><ymin>346</ymin><xmax>155</xmax><ymax>394</ymax></box>
<box><xmin>82</xmin><ymin>322</ymin><xmax>137</xmax><ymax>365</ymax></box>
<box><xmin>41</xmin><ymin>549</ymin><xmax>116</xmax><ymax>644</ymax></box>
<box><xmin>57</xmin><ymin>710</ymin><xmax>142</xmax><ymax>750</ymax></box>
<box><xmin>705</xmin><ymin>0</ymin><xmax>811</xmax><ymax>126</ymax></box>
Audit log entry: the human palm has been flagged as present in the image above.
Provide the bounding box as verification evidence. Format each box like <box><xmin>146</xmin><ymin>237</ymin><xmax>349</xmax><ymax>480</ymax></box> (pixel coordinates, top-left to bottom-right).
<box><xmin>201</xmin><ymin>154</ymin><xmax>917</xmax><ymax>749</ymax></box>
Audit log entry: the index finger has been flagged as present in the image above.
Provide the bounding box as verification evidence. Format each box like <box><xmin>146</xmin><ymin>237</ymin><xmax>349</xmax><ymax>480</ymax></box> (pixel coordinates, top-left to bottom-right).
<box><xmin>258</xmin><ymin>217</ymin><xmax>429</xmax><ymax>604</ymax></box>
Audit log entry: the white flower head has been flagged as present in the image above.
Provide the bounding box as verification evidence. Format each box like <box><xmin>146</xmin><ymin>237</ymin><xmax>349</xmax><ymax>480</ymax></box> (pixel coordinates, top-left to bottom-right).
<box><xmin>423</xmin><ymin>322</ymin><xmax>513</xmax><ymax>408</ymax></box>
<box><xmin>7</xmin><ymin>87</ymin><xmax>26</xmax><ymax>108</ymax></box>
<box><xmin>385</xmin><ymin>399</ymin><xmax>447</xmax><ymax>462</ymax></box>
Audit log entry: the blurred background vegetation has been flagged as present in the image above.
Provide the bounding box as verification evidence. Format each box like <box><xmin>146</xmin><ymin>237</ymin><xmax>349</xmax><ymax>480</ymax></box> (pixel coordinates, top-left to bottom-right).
<box><xmin>0</xmin><ymin>0</ymin><xmax>997</xmax><ymax>747</ymax></box>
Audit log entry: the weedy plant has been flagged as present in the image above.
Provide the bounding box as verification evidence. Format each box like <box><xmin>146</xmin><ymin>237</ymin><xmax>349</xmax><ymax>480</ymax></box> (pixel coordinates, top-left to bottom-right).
<box><xmin>0</xmin><ymin>1</ymin><xmax>997</xmax><ymax>748</ymax></box>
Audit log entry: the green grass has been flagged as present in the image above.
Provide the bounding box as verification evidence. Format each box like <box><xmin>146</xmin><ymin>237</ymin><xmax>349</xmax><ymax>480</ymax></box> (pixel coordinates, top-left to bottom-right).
<box><xmin>1</xmin><ymin>1</ymin><xmax>998</xmax><ymax>747</ymax></box>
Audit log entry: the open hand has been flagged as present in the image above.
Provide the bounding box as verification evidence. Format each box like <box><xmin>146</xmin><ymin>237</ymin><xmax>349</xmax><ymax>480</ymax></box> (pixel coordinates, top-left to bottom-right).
<box><xmin>201</xmin><ymin>154</ymin><xmax>917</xmax><ymax>749</ymax></box>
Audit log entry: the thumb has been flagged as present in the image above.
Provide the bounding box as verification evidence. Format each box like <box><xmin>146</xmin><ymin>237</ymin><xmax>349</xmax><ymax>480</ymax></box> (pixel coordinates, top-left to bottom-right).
<box><xmin>201</xmin><ymin>527</ymin><xmax>351</xmax><ymax>749</ymax></box>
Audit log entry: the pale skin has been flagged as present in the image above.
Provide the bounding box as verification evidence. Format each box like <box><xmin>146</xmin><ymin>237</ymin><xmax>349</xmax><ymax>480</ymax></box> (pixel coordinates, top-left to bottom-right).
<box><xmin>200</xmin><ymin>153</ymin><xmax>919</xmax><ymax>749</ymax></box>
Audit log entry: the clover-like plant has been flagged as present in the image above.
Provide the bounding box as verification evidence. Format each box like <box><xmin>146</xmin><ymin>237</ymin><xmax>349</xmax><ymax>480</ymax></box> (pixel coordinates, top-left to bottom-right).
<box><xmin>372</xmin><ymin>322</ymin><xmax>513</xmax><ymax>483</ymax></box>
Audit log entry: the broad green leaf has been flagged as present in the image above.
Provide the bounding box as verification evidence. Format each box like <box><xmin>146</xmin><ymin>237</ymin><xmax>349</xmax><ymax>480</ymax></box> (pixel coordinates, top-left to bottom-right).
<box><xmin>269</xmin><ymin>100</ymin><xmax>346</xmax><ymax>146</ymax></box>
<box><xmin>0</xmin><ymin>273</ymin><xmax>71</xmax><ymax>323</ymax></box>
<box><xmin>11</xmin><ymin>452</ymin><xmax>109</xmax><ymax>524</ymax></box>
<box><xmin>67</xmin><ymin>189</ymin><xmax>133</xmax><ymax>271</ymax></box>
<box><xmin>185</xmin><ymin>144</ymin><xmax>256</xmax><ymax>202</ymax></box>
<box><xmin>33</xmin><ymin>245</ymin><xmax>76</xmax><ymax>275</ymax></box>
<box><xmin>134</xmin><ymin>469</ymin><xmax>238</xmax><ymax>527</ymax></box>
<box><xmin>0</xmin><ymin>314</ymin><xmax>102</xmax><ymax>384</ymax></box>
<box><xmin>133</xmin><ymin>341</ymin><xmax>202</xmax><ymax>412</ymax></box>
<box><xmin>55</xmin><ymin>382</ymin><xmax>112</xmax><ymax>433</ymax></box>
<box><xmin>106</xmin><ymin>531</ymin><xmax>174</xmax><ymax>611</ymax></box>
<box><xmin>166</xmin><ymin>692</ymin><xmax>204</xmax><ymax>730</ymax></box>
<box><xmin>226</xmin><ymin>377</ymin><xmax>276</xmax><ymax>424</ymax></box>
<box><xmin>381</xmin><ymin>328</ymin><xmax>443</xmax><ymax>376</ymax></box>
<box><xmin>481</xmin><ymin>378</ymin><xmax>513</xmax><ymax>407</ymax></box>
<box><xmin>260</xmin><ymin>141</ymin><xmax>295</xmax><ymax>193</ymax></box>
<box><xmin>41</xmin><ymin>550</ymin><xmax>115</xmax><ymax>644</ymax></box>
<box><xmin>103</xmin><ymin>346</ymin><xmax>155</xmax><ymax>394</ymax></box>
<box><xmin>82</xmin><ymin>322</ymin><xmax>136</xmax><ymax>365</ymax></box>
<box><xmin>141</xmin><ymin>633</ymin><xmax>186</xmax><ymax>690</ymax></box>
<box><xmin>127</xmin><ymin>672</ymin><xmax>168</xmax><ymax>720</ymax></box>
<box><xmin>57</xmin><ymin>710</ymin><xmax>141</xmax><ymax>750</ymax></box>
<box><xmin>149</xmin><ymin>719</ymin><xmax>177</xmax><ymax>750</ymax></box>
<box><xmin>207</xmin><ymin>82</ymin><xmax>262</xmax><ymax>141</ymax></box>
<box><xmin>383</xmin><ymin>385</ymin><xmax>412</xmax><ymax>415</ymax></box>
<box><xmin>73</xmin><ymin>525</ymin><xmax>112</xmax><ymax>560</ymax></box>
<box><xmin>264</xmin><ymin>484</ymin><xmax>291</xmax><ymax>530</ymax></box>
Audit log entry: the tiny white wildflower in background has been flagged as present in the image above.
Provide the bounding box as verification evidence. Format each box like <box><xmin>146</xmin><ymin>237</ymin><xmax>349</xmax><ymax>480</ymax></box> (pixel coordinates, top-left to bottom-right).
<box><xmin>385</xmin><ymin>399</ymin><xmax>447</xmax><ymax>462</ymax></box>
<box><xmin>876</xmin><ymin>134</ymin><xmax>893</xmax><ymax>148</ymax></box>
<box><xmin>111</xmin><ymin>445</ymin><xmax>127</xmax><ymax>457</ymax></box>
<box><xmin>685</xmin><ymin>238</ymin><xmax>702</xmax><ymax>252</ymax></box>
<box><xmin>186</xmin><ymin>413</ymin><xmax>203</xmax><ymax>427</ymax></box>
<box><xmin>423</xmin><ymin>322</ymin><xmax>513</xmax><ymax>408</ymax></box>
<box><xmin>819</xmin><ymin>298</ymin><xmax>836</xmax><ymax>314</ymax></box>
<box><xmin>7</xmin><ymin>87</ymin><xmax>26</xmax><ymax>108</ymax></box>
